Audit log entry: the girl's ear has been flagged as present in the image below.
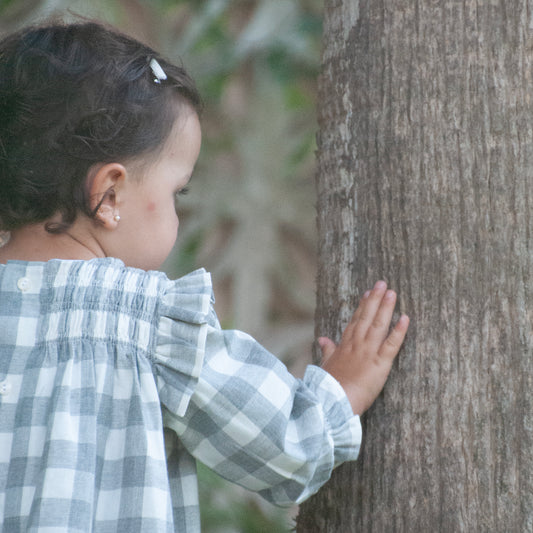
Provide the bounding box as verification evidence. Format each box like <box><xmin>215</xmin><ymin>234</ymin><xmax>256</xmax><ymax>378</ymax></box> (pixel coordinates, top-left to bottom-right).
<box><xmin>88</xmin><ymin>163</ymin><xmax>127</xmax><ymax>228</ymax></box>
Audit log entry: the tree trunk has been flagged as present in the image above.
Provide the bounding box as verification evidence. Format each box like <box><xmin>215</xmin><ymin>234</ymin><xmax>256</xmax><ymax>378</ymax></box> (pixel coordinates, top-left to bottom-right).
<box><xmin>297</xmin><ymin>1</ymin><xmax>533</xmax><ymax>531</ymax></box>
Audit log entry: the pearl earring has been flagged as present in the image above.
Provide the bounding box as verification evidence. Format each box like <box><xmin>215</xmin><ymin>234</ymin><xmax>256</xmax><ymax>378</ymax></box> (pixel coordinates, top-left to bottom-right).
<box><xmin>114</xmin><ymin>215</ymin><xmax>121</xmax><ymax>222</ymax></box>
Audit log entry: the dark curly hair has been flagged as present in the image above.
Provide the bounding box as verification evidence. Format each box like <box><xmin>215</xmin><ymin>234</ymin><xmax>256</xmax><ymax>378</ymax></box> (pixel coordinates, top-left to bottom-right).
<box><xmin>0</xmin><ymin>20</ymin><xmax>202</xmax><ymax>233</ymax></box>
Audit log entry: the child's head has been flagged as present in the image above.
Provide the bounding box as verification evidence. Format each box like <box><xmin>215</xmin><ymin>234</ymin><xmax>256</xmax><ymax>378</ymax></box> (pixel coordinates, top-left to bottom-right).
<box><xmin>0</xmin><ymin>20</ymin><xmax>202</xmax><ymax>238</ymax></box>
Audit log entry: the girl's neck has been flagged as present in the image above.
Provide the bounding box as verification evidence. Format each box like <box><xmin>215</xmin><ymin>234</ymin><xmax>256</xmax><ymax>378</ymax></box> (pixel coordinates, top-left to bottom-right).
<box><xmin>0</xmin><ymin>222</ymin><xmax>104</xmax><ymax>264</ymax></box>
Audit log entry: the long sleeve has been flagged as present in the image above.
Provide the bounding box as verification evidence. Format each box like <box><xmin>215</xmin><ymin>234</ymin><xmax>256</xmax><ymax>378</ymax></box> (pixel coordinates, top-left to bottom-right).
<box><xmin>160</xmin><ymin>324</ymin><xmax>361</xmax><ymax>506</ymax></box>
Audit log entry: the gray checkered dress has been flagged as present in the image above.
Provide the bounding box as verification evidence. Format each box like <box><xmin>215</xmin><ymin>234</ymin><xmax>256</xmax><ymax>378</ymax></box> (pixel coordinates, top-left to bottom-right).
<box><xmin>0</xmin><ymin>258</ymin><xmax>361</xmax><ymax>532</ymax></box>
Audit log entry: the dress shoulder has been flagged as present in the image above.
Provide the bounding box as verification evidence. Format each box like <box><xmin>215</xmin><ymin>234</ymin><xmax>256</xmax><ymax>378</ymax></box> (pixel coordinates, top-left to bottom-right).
<box><xmin>154</xmin><ymin>268</ymin><xmax>216</xmax><ymax>417</ymax></box>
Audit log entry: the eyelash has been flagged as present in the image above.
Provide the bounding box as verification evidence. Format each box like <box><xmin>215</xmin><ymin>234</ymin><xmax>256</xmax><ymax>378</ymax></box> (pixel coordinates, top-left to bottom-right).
<box><xmin>174</xmin><ymin>187</ymin><xmax>189</xmax><ymax>210</ymax></box>
<box><xmin>175</xmin><ymin>187</ymin><xmax>189</xmax><ymax>201</ymax></box>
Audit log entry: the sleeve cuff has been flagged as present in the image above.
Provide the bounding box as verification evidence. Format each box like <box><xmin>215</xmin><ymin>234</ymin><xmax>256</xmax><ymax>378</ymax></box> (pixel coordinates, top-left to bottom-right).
<box><xmin>303</xmin><ymin>365</ymin><xmax>362</xmax><ymax>465</ymax></box>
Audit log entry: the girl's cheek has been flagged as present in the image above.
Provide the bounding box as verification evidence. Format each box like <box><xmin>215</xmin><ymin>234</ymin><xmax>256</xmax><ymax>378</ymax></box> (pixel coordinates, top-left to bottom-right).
<box><xmin>146</xmin><ymin>201</ymin><xmax>157</xmax><ymax>212</ymax></box>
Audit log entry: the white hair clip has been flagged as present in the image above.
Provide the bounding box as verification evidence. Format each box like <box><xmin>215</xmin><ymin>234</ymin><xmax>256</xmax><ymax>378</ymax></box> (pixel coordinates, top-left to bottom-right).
<box><xmin>149</xmin><ymin>58</ymin><xmax>167</xmax><ymax>84</ymax></box>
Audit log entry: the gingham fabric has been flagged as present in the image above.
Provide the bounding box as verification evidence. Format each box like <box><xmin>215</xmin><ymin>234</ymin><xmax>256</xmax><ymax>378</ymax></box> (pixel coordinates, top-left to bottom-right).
<box><xmin>0</xmin><ymin>258</ymin><xmax>361</xmax><ymax>532</ymax></box>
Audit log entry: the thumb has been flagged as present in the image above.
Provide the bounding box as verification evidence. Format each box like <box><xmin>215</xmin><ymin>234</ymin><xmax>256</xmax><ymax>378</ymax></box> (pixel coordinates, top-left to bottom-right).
<box><xmin>317</xmin><ymin>337</ymin><xmax>336</xmax><ymax>363</ymax></box>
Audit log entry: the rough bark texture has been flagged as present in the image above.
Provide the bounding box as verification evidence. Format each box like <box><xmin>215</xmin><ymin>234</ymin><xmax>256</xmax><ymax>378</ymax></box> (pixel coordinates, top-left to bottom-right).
<box><xmin>297</xmin><ymin>1</ymin><xmax>533</xmax><ymax>531</ymax></box>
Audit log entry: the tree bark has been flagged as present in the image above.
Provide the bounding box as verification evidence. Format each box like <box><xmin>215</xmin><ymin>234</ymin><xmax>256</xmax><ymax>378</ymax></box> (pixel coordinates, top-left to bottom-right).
<box><xmin>297</xmin><ymin>1</ymin><xmax>533</xmax><ymax>531</ymax></box>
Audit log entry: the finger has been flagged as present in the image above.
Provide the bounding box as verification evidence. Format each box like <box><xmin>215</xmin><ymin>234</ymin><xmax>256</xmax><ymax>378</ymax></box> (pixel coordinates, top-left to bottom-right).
<box><xmin>343</xmin><ymin>282</ymin><xmax>388</xmax><ymax>343</ymax></box>
<box><xmin>378</xmin><ymin>314</ymin><xmax>410</xmax><ymax>360</ymax></box>
<box><xmin>317</xmin><ymin>337</ymin><xmax>336</xmax><ymax>363</ymax></box>
<box><xmin>355</xmin><ymin>281</ymin><xmax>388</xmax><ymax>333</ymax></box>
<box><xmin>366</xmin><ymin>289</ymin><xmax>397</xmax><ymax>344</ymax></box>
<box><xmin>353</xmin><ymin>290</ymin><xmax>371</xmax><ymax>321</ymax></box>
<box><xmin>342</xmin><ymin>290</ymin><xmax>371</xmax><ymax>339</ymax></box>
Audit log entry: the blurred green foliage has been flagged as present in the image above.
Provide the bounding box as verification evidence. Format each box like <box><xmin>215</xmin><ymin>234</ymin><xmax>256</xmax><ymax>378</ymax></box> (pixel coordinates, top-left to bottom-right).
<box><xmin>198</xmin><ymin>463</ymin><xmax>296</xmax><ymax>532</ymax></box>
<box><xmin>0</xmin><ymin>1</ymin><xmax>323</xmax><ymax>530</ymax></box>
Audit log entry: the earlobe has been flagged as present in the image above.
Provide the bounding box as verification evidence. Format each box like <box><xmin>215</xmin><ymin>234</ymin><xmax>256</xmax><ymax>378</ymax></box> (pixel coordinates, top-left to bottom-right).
<box><xmin>88</xmin><ymin>163</ymin><xmax>126</xmax><ymax>228</ymax></box>
<box><xmin>95</xmin><ymin>203</ymin><xmax>119</xmax><ymax>228</ymax></box>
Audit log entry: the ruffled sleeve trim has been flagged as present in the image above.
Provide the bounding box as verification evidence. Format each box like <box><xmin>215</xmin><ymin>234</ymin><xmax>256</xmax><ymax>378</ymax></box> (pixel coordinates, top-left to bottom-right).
<box><xmin>303</xmin><ymin>365</ymin><xmax>362</xmax><ymax>466</ymax></box>
<box><xmin>154</xmin><ymin>268</ymin><xmax>214</xmax><ymax>417</ymax></box>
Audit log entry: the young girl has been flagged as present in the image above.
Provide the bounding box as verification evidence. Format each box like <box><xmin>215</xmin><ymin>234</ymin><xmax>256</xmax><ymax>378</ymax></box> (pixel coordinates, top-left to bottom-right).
<box><xmin>0</xmin><ymin>21</ymin><xmax>409</xmax><ymax>532</ymax></box>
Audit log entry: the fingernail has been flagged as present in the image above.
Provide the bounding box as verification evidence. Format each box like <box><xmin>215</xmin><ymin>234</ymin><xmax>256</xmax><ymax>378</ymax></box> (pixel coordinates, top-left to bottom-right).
<box><xmin>375</xmin><ymin>281</ymin><xmax>386</xmax><ymax>290</ymax></box>
<box><xmin>385</xmin><ymin>290</ymin><xmax>396</xmax><ymax>300</ymax></box>
<box><xmin>363</xmin><ymin>290</ymin><xmax>371</xmax><ymax>299</ymax></box>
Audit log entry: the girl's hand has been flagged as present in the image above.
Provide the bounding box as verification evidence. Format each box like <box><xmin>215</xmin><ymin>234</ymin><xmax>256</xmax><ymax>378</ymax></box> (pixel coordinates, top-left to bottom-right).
<box><xmin>319</xmin><ymin>281</ymin><xmax>409</xmax><ymax>415</ymax></box>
